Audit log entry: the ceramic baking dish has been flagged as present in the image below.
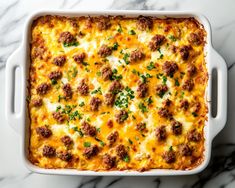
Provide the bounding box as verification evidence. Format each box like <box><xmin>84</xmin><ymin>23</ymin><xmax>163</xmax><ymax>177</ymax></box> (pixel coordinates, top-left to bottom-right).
<box><xmin>5</xmin><ymin>10</ymin><xmax>227</xmax><ymax>176</ymax></box>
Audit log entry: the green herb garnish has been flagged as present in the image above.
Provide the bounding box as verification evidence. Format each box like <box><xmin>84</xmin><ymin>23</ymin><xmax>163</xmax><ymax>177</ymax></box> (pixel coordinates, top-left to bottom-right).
<box><xmin>147</xmin><ymin>61</ymin><xmax>155</xmax><ymax>70</ymax></box>
<box><xmin>128</xmin><ymin>30</ymin><xmax>136</xmax><ymax>35</ymax></box>
<box><xmin>138</xmin><ymin>102</ymin><xmax>148</xmax><ymax>113</ymax></box>
<box><xmin>63</xmin><ymin>41</ymin><xmax>79</xmax><ymax>47</ymax></box>
<box><xmin>84</xmin><ymin>142</ymin><xmax>91</xmax><ymax>147</ymax></box>
<box><xmin>113</xmin><ymin>42</ymin><xmax>119</xmax><ymax>50</ymax></box>
<box><xmin>168</xmin><ymin>35</ymin><xmax>177</xmax><ymax>42</ymax></box>
<box><xmin>91</xmin><ymin>87</ymin><xmax>102</xmax><ymax>95</ymax></box>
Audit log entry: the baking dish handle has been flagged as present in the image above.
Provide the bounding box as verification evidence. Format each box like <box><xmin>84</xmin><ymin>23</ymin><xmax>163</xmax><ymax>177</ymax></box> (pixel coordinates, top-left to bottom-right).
<box><xmin>210</xmin><ymin>48</ymin><xmax>227</xmax><ymax>139</ymax></box>
<box><xmin>5</xmin><ymin>47</ymin><xmax>24</xmax><ymax>135</ymax></box>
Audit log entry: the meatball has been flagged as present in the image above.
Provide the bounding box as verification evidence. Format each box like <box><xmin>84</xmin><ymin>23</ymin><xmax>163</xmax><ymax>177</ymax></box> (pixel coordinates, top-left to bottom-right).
<box><xmin>77</xmin><ymin>79</ymin><xmax>89</xmax><ymax>95</ymax></box>
<box><xmin>136</xmin><ymin>16</ymin><xmax>153</xmax><ymax>31</ymax></box>
<box><xmin>42</xmin><ymin>145</ymin><xmax>56</xmax><ymax>157</ymax></box>
<box><xmin>108</xmin><ymin>80</ymin><xmax>123</xmax><ymax>94</ymax></box>
<box><xmin>162</xmin><ymin>150</ymin><xmax>176</xmax><ymax>163</ymax></box>
<box><xmin>137</xmin><ymin>81</ymin><xmax>148</xmax><ymax>98</ymax></box>
<box><xmin>83</xmin><ymin>145</ymin><xmax>99</xmax><ymax>159</ymax></box>
<box><xmin>156</xmin><ymin>84</ymin><xmax>168</xmax><ymax>98</ymax></box>
<box><xmin>58</xmin><ymin>31</ymin><xmax>76</xmax><ymax>44</ymax></box>
<box><xmin>61</xmin><ymin>135</ymin><xmax>73</xmax><ymax>147</ymax></box>
<box><xmin>115</xmin><ymin>110</ymin><xmax>128</xmax><ymax>124</ymax></box>
<box><xmin>107</xmin><ymin>119</ymin><xmax>113</xmax><ymax>128</ymax></box>
<box><xmin>187</xmin><ymin>64</ymin><xmax>197</xmax><ymax>76</ymax></box>
<box><xmin>162</xmin><ymin>61</ymin><xmax>178</xmax><ymax>77</ymax></box>
<box><xmin>36</xmin><ymin>126</ymin><xmax>52</xmax><ymax>138</ymax></box>
<box><xmin>188</xmin><ymin>32</ymin><xmax>203</xmax><ymax>46</ymax></box>
<box><xmin>53</xmin><ymin>55</ymin><xmax>66</xmax><ymax>67</ymax></box>
<box><xmin>90</xmin><ymin>97</ymin><xmax>102</xmax><ymax>111</ymax></box>
<box><xmin>187</xmin><ymin>129</ymin><xmax>201</xmax><ymax>142</ymax></box>
<box><xmin>130</xmin><ymin>49</ymin><xmax>145</xmax><ymax>62</ymax></box>
<box><xmin>36</xmin><ymin>83</ymin><xmax>51</xmax><ymax>95</ymax></box>
<box><xmin>102</xmin><ymin>154</ymin><xmax>116</xmax><ymax>169</ymax></box>
<box><xmin>98</xmin><ymin>44</ymin><xmax>112</xmax><ymax>58</ymax></box>
<box><xmin>52</xmin><ymin>111</ymin><xmax>66</xmax><ymax>123</ymax></box>
<box><xmin>101</xmin><ymin>66</ymin><xmax>113</xmax><ymax>81</ymax></box>
<box><xmin>180</xmin><ymin>100</ymin><xmax>189</xmax><ymax>111</ymax></box>
<box><xmin>107</xmin><ymin>131</ymin><xmax>119</xmax><ymax>146</ymax></box>
<box><xmin>192</xmin><ymin>102</ymin><xmax>201</xmax><ymax>113</ymax></box>
<box><xmin>116</xmin><ymin>144</ymin><xmax>128</xmax><ymax>159</ymax></box>
<box><xmin>148</xmin><ymin>34</ymin><xmax>166</xmax><ymax>51</ymax></box>
<box><xmin>81</xmin><ymin>122</ymin><xmax>97</xmax><ymax>137</ymax></box>
<box><xmin>171</xmin><ymin>120</ymin><xmax>183</xmax><ymax>135</ymax></box>
<box><xmin>32</xmin><ymin>98</ymin><xmax>43</xmax><ymax>107</ymax></box>
<box><xmin>97</xmin><ymin>17</ymin><xmax>111</xmax><ymax>31</ymax></box>
<box><xmin>48</xmin><ymin>70</ymin><xmax>62</xmax><ymax>80</ymax></box>
<box><xmin>182</xmin><ymin>79</ymin><xmax>194</xmax><ymax>91</ymax></box>
<box><xmin>62</xmin><ymin>83</ymin><xmax>73</xmax><ymax>99</ymax></box>
<box><xmin>73</xmin><ymin>52</ymin><xmax>86</xmax><ymax>64</ymax></box>
<box><xmin>163</xmin><ymin>99</ymin><xmax>172</xmax><ymax>107</ymax></box>
<box><xmin>155</xmin><ymin>126</ymin><xmax>167</xmax><ymax>141</ymax></box>
<box><xmin>179</xmin><ymin>144</ymin><xmax>193</xmax><ymax>156</ymax></box>
<box><xmin>158</xmin><ymin>107</ymin><xmax>172</xmax><ymax>119</ymax></box>
<box><xmin>57</xmin><ymin>151</ymin><xmax>72</xmax><ymax>162</ymax></box>
<box><xmin>104</xmin><ymin>93</ymin><xmax>115</xmax><ymax>106</ymax></box>
<box><xmin>136</xmin><ymin>122</ymin><xmax>146</xmax><ymax>132</ymax></box>
<box><xmin>179</xmin><ymin>45</ymin><xmax>191</xmax><ymax>60</ymax></box>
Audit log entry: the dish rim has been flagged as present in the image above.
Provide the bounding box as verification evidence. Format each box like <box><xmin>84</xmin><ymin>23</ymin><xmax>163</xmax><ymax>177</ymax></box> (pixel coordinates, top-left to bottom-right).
<box><xmin>5</xmin><ymin>10</ymin><xmax>227</xmax><ymax>176</ymax></box>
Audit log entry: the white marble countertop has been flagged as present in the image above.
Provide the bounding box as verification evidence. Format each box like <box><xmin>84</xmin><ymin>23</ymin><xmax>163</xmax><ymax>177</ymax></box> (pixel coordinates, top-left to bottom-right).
<box><xmin>1</xmin><ymin>0</ymin><xmax>235</xmax><ymax>187</ymax></box>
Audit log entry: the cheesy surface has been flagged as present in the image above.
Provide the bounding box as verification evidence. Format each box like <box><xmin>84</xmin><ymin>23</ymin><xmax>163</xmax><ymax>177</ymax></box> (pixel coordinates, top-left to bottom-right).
<box><xmin>28</xmin><ymin>15</ymin><xmax>208</xmax><ymax>171</ymax></box>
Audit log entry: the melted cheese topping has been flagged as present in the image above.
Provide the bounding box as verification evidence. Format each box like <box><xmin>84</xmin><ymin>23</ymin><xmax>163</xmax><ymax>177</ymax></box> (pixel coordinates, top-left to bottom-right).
<box><xmin>28</xmin><ymin>15</ymin><xmax>208</xmax><ymax>171</ymax></box>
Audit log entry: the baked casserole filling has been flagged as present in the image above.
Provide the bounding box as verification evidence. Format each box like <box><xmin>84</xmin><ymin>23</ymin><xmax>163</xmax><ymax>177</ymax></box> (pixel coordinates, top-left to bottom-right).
<box><xmin>28</xmin><ymin>15</ymin><xmax>208</xmax><ymax>171</ymax></box>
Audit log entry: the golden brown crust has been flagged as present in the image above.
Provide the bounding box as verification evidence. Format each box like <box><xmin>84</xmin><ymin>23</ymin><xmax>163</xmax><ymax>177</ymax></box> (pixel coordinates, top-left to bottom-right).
<box><xmin>28</xmin><ymin>15</ymin><xmax>208</xmax><ymax>171</ymax></box>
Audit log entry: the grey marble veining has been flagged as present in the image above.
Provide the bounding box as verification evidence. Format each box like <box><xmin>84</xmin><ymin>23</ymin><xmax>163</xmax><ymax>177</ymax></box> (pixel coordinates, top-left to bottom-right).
<box><xmin>0</xmin><ymin>0</ymin><xmax>235</xmax><ymax>188</ymax></box>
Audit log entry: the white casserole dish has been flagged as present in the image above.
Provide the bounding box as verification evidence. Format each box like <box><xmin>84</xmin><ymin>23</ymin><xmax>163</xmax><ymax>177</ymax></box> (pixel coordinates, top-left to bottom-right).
<box><xmin>5</xmin><ymin>10</ymin><xmax>227</xmax><ymax>176</ymax></box>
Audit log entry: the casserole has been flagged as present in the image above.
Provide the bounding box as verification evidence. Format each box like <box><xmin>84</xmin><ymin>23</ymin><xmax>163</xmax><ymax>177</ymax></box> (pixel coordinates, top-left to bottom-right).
<box><xmin>5</xmin><ymin>10</ymin><xmax>227</xmax><ymax>176</ymax></box>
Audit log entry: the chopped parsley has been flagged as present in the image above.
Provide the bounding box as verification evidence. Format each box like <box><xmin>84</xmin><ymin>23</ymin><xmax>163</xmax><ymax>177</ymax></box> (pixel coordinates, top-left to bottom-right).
<box><xmin>132</xmin><ymin>69</ymin><xmax>140</xmax><ymax>76</ymax></box>
<box><xmin>91</xmin><ymin>87</ymin><xmax>102</xmax><ymax>95</ymax></box>
<box><xmin>66</xmin><ymin>66</ymin><xmax>78</xmax><ymax>81</ymax></box>
<box><xmin>121</xmin><ymin>113</ymin><xmax>129</xmax><ymax>121</ymax></box>
<box><xmin>128</xmin><ymin>138</ymin><xmax>133</xmax><ymax>145</ymax></box>
<box><xmin>128</xmin><ymin>30</ymin><xmax>136</xmax><ymax>35</ymax></box>
<box><xmin>123</xmin><ymin>53</ymin><xmax>130</xmax><ymax>65</ymax></box>
<box><xmin>138</xmin><ymin>102</ymin><xmax>148</xmax><ymax>113</ymax></box>
<box><xmin>56</xmin><ymin>105</ymin><xmax>61</xmax><ymax>112</ymax></box>
<box><xmin>123</xmin><ymin>155</ymin><xmax>130</xmax><ymax>162</ymax></box>
<box><xmin>51</xmin><ymin>79</ymin><xmax>57</xmax><ymax>85</ymax></box>
<box><xmin>96</xmin><ymin>71</ymin><xmax>101</xmax><ymax>76</ymax></box>
<box><xmin>140</xmin><ymin>73</ymin><xmax>152</xmax><ymax>83</ymax></box>
<box><xmin>162</xmin><ymin>75</ymin><xmax>167</xmax><ymax>85</ymax></box>
<box><xmin>117</xmin><ymin>24</ymin><xmax>123</xmax><ymax>33</ymax></box>
<box><xmin>63</xmin><ymin>41</ymin><xmax>79</xmax><ymax>47</ymax></box>
<box><xmin>157</xmin><ymin>48</ymin><xmax>164</xmax><ymax>59</ymax></box>
<box><xmin>84</xmin><ymin>142</ymin><xmax>91</xmax><ymax>147</ymax></box>
<box><xmin>111</xmin><ymin>69</ymin><xmax>123</xmax><ymax>80</ymax></box>
<box><xmin>72</xmin><ymin>127</ymin><xmax>84</xmax><ymax>137</ymax></box>
<box><xmin>175</xmin><ymin>78</ymin><xmax>180</xmax><ymax>86</ymax></box>
<box><xmin>145</xmin><ymin>96</ymin><xmax>153</xmax><ymax>105</ymax></box>
<box><xmin>113</xmin><ymin>42</ymin><xmax>119</xmax><ymax>50</ymax></box>
<box><xmin>79</xmin><ymin>101</ymin><xmax>85</xmax><ymax>107</ymax></box>
<box><xmin>147</xmin><ymin>61</ymin><xmax>155</xmax><ymax>70</ymax></box>
<box><xmin>192</xmin><ymin>112</ymin><xmax>198</xmax><ymax>117</ymax></box>
<box><xmin>114</xmin><ymin>87</ymin><xmax>135</xmax><ymax>108</ymax></box>
<box><xmin>82</xmin><ymin>62</ymin><xmax>89</xmax><ymax>66</ymax></box>
<box><xmin>69</xmin><ymin>110</ymin><xmax>82</xmax><ymax>120</ymax></box>
<box><xmin>58</xmin><ymin>95</ymin><xmax>64</xmax><ymax>102</ymax></box>
<box><xmin>168</xmin><ymin>35</ymin><xmax>177</xmax><ymax>42</ymax></box>
<box><xmin>156</xmin><ymin>73</ymin><xmax>163</xmax><ymax>79</ymax></box>
<box><xmin>96</xmin><ymin>127</ymin><xmax>101</xmax><ymax>132</ymax></box>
